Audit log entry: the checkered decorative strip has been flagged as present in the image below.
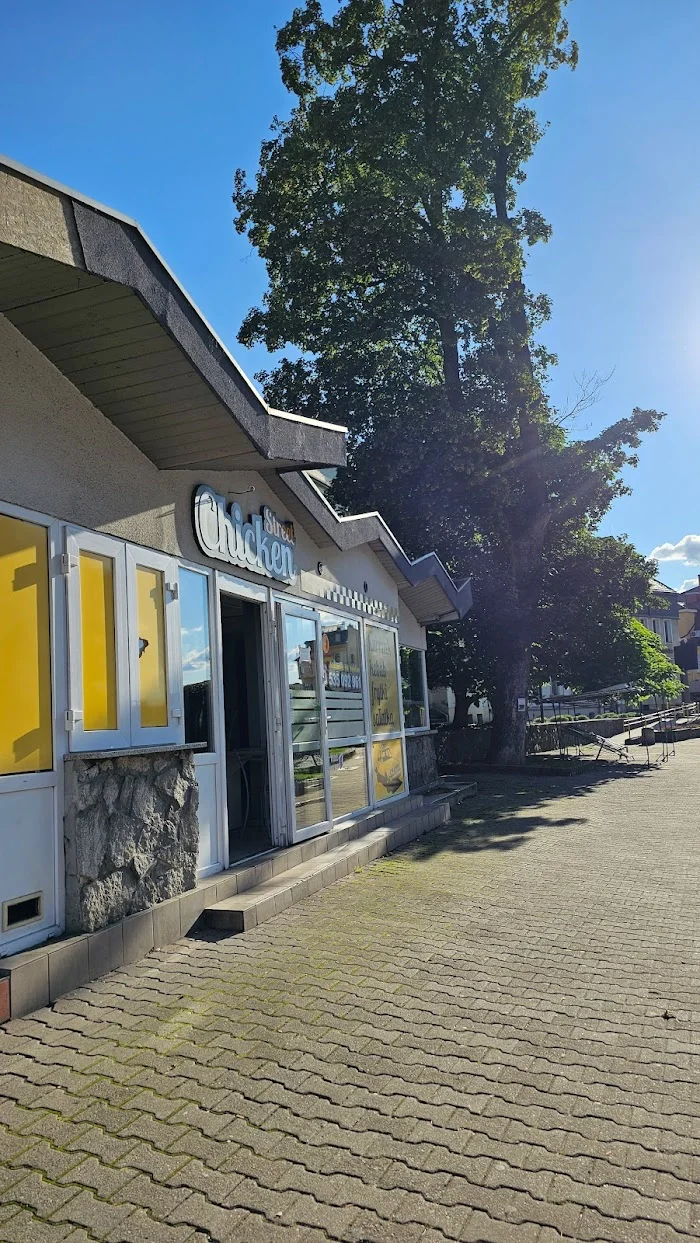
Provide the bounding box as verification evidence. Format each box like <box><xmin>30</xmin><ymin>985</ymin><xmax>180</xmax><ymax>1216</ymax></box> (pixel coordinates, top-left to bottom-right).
<box><xmin>299</xmin><ymin>572</ymin><xmax>399</xmax><ymax>624</ymax></box>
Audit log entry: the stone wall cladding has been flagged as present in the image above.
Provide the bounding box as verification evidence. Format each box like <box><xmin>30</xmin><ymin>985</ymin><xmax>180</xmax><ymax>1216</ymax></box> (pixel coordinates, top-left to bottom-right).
<box><xmin>64</xmin><ymin>749</ymin><xmax>199</xmax><ymax>935</ymax></box>
<box><xmin>406</xmin><ymin>731</ymin><xmax>439</xmax><ymax>788</ymax></box>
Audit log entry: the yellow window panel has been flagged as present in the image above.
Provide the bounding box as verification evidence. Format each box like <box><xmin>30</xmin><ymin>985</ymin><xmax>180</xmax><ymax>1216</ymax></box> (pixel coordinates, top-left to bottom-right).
<box><xmin>366</xmin><ymin>624</ymin><xmax>401</xmax><ymax>734</ymax></box>
<box><xmin>372</xmin><ymin>738</ymin><xmax>405</xmax><ymax>802</ymax></box>
<box><xmin>0</xmin><ymin>514</ymin><xmax>52</xmax><ymax>775</ymax></box>
<box><xmin>79</xmin><ymin>551</ymin><xmax>118</xmax><ymax>732</ymax></box>
<box><xmin>137</xmin><ymin>566</ymin><xmax>168</xmax><ymax>728</ymax></box>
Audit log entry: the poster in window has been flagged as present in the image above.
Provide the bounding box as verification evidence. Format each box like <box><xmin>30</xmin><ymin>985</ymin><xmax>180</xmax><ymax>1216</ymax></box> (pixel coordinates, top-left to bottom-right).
<box><xmin>372</xmin><ymin>738</ymin><xmax>405</xmax><ymax>801</ymax></box>
<box><xmin>366</xmin><ymin>624</ymin><xmax>401</xmax><ymax>735</ymax></box>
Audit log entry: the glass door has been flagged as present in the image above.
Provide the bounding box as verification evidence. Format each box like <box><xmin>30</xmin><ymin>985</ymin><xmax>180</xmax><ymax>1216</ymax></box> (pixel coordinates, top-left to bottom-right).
<box><xmin>280</xmin><ymin>605</ymin><xmax>331</xmax><ymax>842</ymax></box>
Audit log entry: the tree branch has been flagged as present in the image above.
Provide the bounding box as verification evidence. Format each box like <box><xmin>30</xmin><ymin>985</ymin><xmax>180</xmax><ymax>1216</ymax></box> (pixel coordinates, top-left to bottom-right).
<box><xmin>554</xmin><ymin>368</ymin><xmax>615</xmax><ymax>427</ymax></box>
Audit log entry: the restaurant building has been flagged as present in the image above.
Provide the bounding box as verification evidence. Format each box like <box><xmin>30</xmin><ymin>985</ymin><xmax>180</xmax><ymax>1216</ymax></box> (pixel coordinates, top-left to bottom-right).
<box><xmin>0</xmin><ymin>157</ymin><xmax>471</xmax><ymax>1000</ymax></box>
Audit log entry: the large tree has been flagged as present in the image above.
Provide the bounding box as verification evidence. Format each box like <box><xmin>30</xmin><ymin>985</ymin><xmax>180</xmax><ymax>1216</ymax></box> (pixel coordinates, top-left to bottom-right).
<box><xmin>234</xmin><ymin>0</ymin><xmax>664</xmax><ymax>763</ymax></box>
<box><xmin>426</xmin><ymin>534</ymin><xmax>680</xmax><ymax>719</ymax></box>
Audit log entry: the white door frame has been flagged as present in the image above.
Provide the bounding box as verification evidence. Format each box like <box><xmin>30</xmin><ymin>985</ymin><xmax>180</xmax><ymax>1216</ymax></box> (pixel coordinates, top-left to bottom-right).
<box><xmin>215</xmin><ymin>571</ymin><xmax>284</xmax><ymax>865</ymax></box>
<box><xmin>172</xmin><ymin>561</ymin><xmax>222</xmax><ymax>879</ymax></box>
<box><xmin>278</xmin><ymin>600</ymin><xmax>333</xmax><ymax>845</ymax></box>
<box><xmin>0</xmin><ymin>499</ymin><xmax>66</xmax><ymax>955</ymax></box>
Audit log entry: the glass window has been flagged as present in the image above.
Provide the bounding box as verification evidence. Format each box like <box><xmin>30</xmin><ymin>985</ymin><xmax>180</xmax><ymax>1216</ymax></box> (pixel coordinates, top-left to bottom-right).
<box><xmin>136</xmin><ymin>565</ymin><xmax>168</xmax><ymax>728</ymax></box>
<box><xmin>401</xmin><ymin>647</ymin><xmax>428</xmax><ymax>730</ymax></box>
<box><xmin>320</xmin><ymin>611</ymin><xmax>369</xmax><ymax>816</ymax></box>
<box><xmin>180</xmin><ymin>569</ymin><xmax>213</xmax><ymax>749</ymax></box>
<box><xmin>66</xmin><ymin>529</ymin><xmax>130</xmax><ymax>750</ymax></box>
<box><xmin>67</xmin><ymin>534</ymin><xmax>182</xmax><ymax>751</ymax></box>
<box><xmin>285</xmin><ymin>613</ymin><xmax>328</xmax><ymax>831</ymax></box>
<box><xmin>79</xmin><ymin>551</ymin><xmax>117</xmax><ymax>732</ymax></box>
<box><xmin>329</xmin><ymin>743</ymin><xmax>368</xmax><ymax>819</ymax></box>
<box><xmin>372</xmin><ymin>738</ymin><xmax>405</xmax><ymax>802</ymax></box>
<box><xmin>366</xmin><ymin>624</ymin><xmax>401</xmax><ymax>735</ymax></box>
<box><xmin>0</xmin><ymin>513</ymin><xmax>52</xmax><ymax>775</ymax></box>
<box><xmin>321</xmin><ymin>613</ymin><xmax>365</xmax><ymax>737</ymax></box>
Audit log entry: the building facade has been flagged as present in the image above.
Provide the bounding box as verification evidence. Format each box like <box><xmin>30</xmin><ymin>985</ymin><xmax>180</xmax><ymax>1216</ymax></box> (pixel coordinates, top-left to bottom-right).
<box><xmin>637</xmin><ymin>580</ymin><xmax>680</xmax><ymax>662</ymax></box>
<box><xmin>672</xmin><ymin>577</ymin><xmax>700</xmax><ymax>696</ymax></box>
<box><xmin>0</xmin><ymin>158</ymin><xmax>471</xmax><ymax>960</ymax></box>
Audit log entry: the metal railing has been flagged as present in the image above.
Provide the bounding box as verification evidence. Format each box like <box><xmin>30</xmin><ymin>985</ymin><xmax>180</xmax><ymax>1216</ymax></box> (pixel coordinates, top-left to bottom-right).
<box><xmin>623</xmin><ymin>703</ymin><xmax>700</xmax><ymax>734</ymax></box>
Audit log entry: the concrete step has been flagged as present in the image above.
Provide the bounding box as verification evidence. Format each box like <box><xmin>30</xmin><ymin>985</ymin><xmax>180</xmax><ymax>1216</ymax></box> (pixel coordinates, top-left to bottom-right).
<box><xmin>204</xmin><ymin>800</ymin><xmax>451</xmax><ymax>934</ymax></box>
<box><xmin>0</xmin><ymin>783</ymin><xmax>475</xmax><ymax>1020</ymax></box>
<box><xmin>203</xmin><ymin>792</ymin><xmax>426</xmax><ymax>909</ymax></box>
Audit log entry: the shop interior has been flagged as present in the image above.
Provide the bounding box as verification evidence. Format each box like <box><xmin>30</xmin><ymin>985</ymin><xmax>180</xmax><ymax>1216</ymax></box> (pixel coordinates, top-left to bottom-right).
<box><xmin>220</xmin><ymin>594</ymin><xmax>272</xmax><ymax>862</ymax></box>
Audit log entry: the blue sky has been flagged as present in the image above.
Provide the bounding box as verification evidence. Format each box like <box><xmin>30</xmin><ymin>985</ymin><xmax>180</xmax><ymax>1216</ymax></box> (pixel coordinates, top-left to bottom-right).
<box><xmin>1</xmin><ymin>1</ymin><xmax>697</xmax><ymax>588</ymax></box>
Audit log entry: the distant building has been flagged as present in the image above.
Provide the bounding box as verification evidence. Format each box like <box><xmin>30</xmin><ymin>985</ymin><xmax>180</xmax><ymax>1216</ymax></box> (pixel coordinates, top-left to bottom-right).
<box><xmin>673</xmin><ymin>576</ymin><xmax>700</xmax><ymax>696</ymax></box>
<box><xmin>637</xmin><ymin>579</ymin><xmax>680</xmax><ymax>661</ymax></box>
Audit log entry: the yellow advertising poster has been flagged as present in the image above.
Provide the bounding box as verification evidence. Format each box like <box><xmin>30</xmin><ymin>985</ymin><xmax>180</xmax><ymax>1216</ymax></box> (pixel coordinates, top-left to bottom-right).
<box><xmin>372</xmin><ymin>738</ymin><xmax>405</xmax><ymax>802</ymax></box>
<box><xmin>366</xmin><ymin>624</ymin><xmax>401</xmax><ymax>734</ymax></box>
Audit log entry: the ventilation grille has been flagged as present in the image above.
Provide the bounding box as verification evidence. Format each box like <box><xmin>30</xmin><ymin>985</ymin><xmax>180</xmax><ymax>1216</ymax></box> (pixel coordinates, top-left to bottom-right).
<box><xmin>2</xmin><ymin>892</ymin><xmax>43</xmax><ymax>932</ymax></box>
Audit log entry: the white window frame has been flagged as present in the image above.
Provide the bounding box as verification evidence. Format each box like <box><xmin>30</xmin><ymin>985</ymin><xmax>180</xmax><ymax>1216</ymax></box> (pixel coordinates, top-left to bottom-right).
<box><xmin>66</xmin><ymin>531</ymin><xmax>184</xmax><ymax>752</ymax></box>
<box><xmin>126</xmin><ymin>545</ymin><xmax>184</xmax><ymax>748</ymax></box>
<box><xmin>65</xmin><ymin>528</ymin><xmax>131</xmax><ymax>752</ymax></box>
<box><xmin>278</xmin><ymin>601</ymin><xmax>333</xmax><ymax>843</ymax></box>
<box><xmin>400</xmin><ymin>645</ymin><xmax>430</xmax><ymax>734</ymax></box>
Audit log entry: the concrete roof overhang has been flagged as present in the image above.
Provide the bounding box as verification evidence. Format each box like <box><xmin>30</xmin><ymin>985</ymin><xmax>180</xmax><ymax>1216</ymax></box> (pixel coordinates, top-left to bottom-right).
<box><xmin>0</xmin><ymin>156</ymin><xmax>347</xmax><ymax>474</ymax></box>
<box><xmin>0</xmin><ymin>155</ymin><xmax>471</xmax><ymax>626</ymax></box>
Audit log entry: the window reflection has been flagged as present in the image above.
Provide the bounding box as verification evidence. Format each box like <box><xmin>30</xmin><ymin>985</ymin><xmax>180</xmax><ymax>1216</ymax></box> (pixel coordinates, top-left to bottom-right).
<box><xmin>321</xmin><ymin>614</ymin><xmax>369</xmax><ymax>816</ymax></box>
<box><xmin>330</xmin><ymin>743</ymin><xmax>368</xmax><ymax>818</ymax></box>
<box><xmin>180</xmin><ymin>569</ymin><xmax>212</xmax><ymax>750</ymax></box>
<box><xmin>400</xmin><ymin>646</ymin><xmax>427</xmax><ymax>729</ymax></box>
<box><xmin>286</xmin><ymin>614</ymin><xmax>327</xmax><ymax>830</ymax></box>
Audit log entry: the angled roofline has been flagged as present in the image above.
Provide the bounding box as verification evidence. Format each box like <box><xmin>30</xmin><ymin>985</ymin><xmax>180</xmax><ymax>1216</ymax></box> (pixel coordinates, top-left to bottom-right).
<box><xmin>0</xmin><ymin>153</ymin><xmax>346</xmax><ymax>437</ymax></box>
<box><xmin>0</xmin><ymin>154</ymin><xmax>347</xmax><ymax>469</ymax></box>
<box><xmin>278</xmin><ymin>470</ymin><xmax>472</xmax><ymax>622</ymax></box>
<box><xmin>0</xmin><ymin>155</ymin><xmax>471</xmax><ymax>625</ymax></box>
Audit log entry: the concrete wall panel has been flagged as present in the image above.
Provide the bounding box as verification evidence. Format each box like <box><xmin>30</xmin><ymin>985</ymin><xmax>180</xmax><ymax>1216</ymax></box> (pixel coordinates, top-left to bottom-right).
<box><xmin>0</xmin><ymin>313</ymin><xmax>404</xmax><ymax>614</ymax></box>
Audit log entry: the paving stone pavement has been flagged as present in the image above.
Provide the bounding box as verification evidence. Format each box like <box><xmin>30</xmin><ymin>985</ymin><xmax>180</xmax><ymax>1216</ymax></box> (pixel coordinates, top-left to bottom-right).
<box><xmin>2</xmin><ymin>742</ymin><xmax>700</xmax><ymax>1242</ymax></box>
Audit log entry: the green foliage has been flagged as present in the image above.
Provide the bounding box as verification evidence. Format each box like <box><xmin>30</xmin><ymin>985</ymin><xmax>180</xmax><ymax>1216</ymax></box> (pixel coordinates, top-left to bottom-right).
<box><xmin>549</xmin><ymin>612</ymin><xmax>681</xmax><ymax>701</ymax></box>
<box><xmin>531</xmin><ymin>532</ymin><xmax>656</xmax><ymax>690</ymax></box>
<box><xmin>427</xmin><ymin>531</ymin><xmax>663</xmax><ymax>705</ymax></box>
<box><xmin>235</xmin><ymin>0</ymin><xmax>664</xmax><ymax>763</ymax></box>
<box><xmin>623</xmin><ymin>620</ymin><xmax>683</xmax><ymax>703</ymax></box>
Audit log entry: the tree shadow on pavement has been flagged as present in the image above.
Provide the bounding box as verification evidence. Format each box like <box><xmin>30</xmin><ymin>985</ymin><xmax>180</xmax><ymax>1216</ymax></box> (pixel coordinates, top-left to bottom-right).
<box><xmin>408</xmin><ymin>763</ymin><xmax>656</xmax><ymax>861</ymax></box>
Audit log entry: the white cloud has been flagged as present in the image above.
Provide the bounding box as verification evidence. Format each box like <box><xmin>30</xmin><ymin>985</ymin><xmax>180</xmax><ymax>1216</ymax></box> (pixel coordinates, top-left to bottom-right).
<box><xmin>183</xmin><ymin>646</ymin><xmax>209</xmax><ymax>669</ymax></box>
<box><xmin>649</xmin><ymin>535</ymin><xmax>700</xmax><ymax>564</ymax></box>
<box><xmin>182</xmin><ymin>641</ymin><xmax>210</xmax><ymax>686</ymax></box>
<box><xmin>677</xmin><ymin>577</ymin><xmax>700</xmax><ymax>593</ymax></box>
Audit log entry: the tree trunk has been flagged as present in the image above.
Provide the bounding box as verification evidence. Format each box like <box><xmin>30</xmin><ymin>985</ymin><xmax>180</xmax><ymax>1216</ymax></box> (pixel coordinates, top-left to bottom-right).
<box><xmin>487</xmin><ymin>643</ymin><xmax>531</xmax><ymax>765</ymax></box>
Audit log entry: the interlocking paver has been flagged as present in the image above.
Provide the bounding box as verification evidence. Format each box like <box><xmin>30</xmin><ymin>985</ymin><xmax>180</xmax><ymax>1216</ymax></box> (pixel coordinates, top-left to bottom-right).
<box><xmin>3</xmin><ymin>746</ymin><xmax>700</xmax><ymax>1239</ymax></box>
<box><xmin>0</xmin><ymin>1209</ymin><xmax>75</xmax><ymax>1241</ymax></box>
<box><xmin>48</xmin><ymin>1189</ymin><xmax>136</xmax><ymax>1236</ymax></box>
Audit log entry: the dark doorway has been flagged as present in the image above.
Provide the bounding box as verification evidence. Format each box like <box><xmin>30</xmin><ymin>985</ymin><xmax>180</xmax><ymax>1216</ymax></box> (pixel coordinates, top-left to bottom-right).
<box><xmin>220</xmin><ymin>594</ymin><xmax>271</xmax><ymax>863</ymax></box>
